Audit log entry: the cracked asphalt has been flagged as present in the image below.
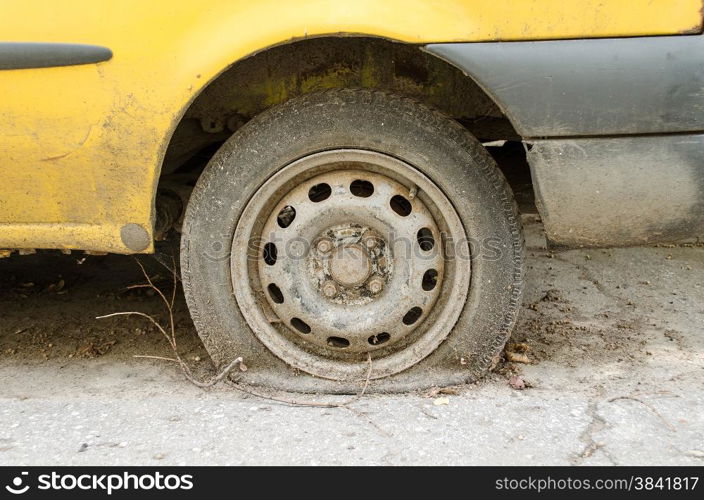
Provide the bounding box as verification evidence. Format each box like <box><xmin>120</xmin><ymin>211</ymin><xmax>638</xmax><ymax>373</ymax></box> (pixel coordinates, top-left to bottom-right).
<box><xmin>0</xmin><ymin>218</ymin><xmax>703</xmax><ymax>465</ymax></box>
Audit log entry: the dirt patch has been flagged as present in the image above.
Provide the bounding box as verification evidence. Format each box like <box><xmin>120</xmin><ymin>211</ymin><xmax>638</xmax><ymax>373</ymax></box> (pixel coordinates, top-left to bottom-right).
<box><xmin>0</xmin><ymin>251</ymin><xmax>206</xmax><ymax>365</ymax></box>
<box><xmin>508</xmin><ymin>302</ymin><xmax>649</xmax><ymax>369</ymax></box>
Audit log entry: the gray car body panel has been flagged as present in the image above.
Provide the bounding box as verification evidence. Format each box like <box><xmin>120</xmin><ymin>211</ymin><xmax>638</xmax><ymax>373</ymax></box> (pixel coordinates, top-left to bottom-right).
<box><xmin>426</xmin><ymin>36</ymin><xmax>704</xmax><ymax>138</ymax></box>
<box><xmin>526</xmin><ymin>135</ymin><xmax>704</xmax><ymax>247</ymax></box>
<box><xmin>426</xmin><ymin>37</ymin><xmax>704</xmax><ymax>248</ymax></box>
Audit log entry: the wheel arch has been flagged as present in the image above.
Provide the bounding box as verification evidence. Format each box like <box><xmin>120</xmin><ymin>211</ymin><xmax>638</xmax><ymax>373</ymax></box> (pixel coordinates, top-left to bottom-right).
<box><xmin>153</xmin><ymin>36</ymin><xmax>523</xmax><ymax>238</ymax></box>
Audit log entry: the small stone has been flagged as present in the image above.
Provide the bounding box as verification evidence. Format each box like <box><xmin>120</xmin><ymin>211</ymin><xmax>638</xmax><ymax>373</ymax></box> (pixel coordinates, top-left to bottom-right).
<box><xmin>509</xmin><ymin>375</ymin><xmax>526</xmax><ymax>390</ymax></box>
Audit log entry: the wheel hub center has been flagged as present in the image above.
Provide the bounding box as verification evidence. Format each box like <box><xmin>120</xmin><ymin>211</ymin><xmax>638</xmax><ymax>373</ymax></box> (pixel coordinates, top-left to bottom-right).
<box><xmin>329</xmin><ymin>244</ymin><xmax>371</xmax><ymax>287</ymax></box>
<box><xmin>309</xmin><ymin>224</ymin><xmax>390</xmax><ymax>304</ymax></box>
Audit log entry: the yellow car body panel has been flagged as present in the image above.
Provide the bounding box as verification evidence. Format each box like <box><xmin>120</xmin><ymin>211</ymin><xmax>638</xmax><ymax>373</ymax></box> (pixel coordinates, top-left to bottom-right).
<box><xmin>0</xmin><ymin>0</ymin><xmax>701</xmax><ymax>252</ymax></box>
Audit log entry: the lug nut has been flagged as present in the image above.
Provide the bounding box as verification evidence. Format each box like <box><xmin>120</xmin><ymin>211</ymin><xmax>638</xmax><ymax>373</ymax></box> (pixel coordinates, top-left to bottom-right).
<box><xmin>367</xmin><ymin>276</ymin><xmax>384</xmax><ymax>294</ymax></box>
<box><xmin>317</xmin><ymin>238</ymin><xmax>333</xmax><ymax>254</ymax></box>
<box><xmin>322</xmin><ymin>281</ymin><xmax>338</xmax><ymax>298</ymax></box>
<box><xmin>363</xmin><ymin>237</ymin><xmax>378</xmax><ymax>250</ymax></box>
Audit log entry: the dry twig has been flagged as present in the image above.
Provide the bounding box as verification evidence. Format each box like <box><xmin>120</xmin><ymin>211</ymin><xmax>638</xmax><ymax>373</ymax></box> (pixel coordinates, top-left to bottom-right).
<box><xmin>97</xmin><ymin>258</ymin><xmax>375</xmax><ymax>413</ymax></box>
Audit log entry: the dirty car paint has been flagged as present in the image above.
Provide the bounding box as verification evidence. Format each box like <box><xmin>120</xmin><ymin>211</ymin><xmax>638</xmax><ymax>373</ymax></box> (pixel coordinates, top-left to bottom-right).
<box><xmin>0</xmin><ymin>0</ymin><xmax>701</xmax><ymax>253</ymax></box>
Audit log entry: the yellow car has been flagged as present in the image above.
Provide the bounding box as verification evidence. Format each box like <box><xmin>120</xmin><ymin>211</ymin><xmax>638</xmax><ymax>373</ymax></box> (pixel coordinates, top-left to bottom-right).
<box><xmin>2</xmin><ymin>0</ymin><xmax>702</xmax><ymax>391</ymax></box>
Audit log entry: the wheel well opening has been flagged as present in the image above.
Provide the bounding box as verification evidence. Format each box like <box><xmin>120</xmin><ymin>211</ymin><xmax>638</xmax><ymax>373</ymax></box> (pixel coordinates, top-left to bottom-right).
<box><xmin>159</xmin><ymin>36</ymin><xmax>535</xmax><ymax>219</ymax></box>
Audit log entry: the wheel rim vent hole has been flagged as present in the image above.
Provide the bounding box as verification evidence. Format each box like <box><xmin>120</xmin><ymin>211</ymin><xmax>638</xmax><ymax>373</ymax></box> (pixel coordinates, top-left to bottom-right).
<box><xmin>350</xmin><ymin>179</ymin><xmax>374</xmax><ymax>198</ymax></box>
<box><xmin>422</xmin><ymin>269</ymin><xmax>438</xmax><ymax>291</ymax></box>
<box><xmin>417</xmin><ymin>227</ymin><xmax>435</xmax><ymax>251</ymax></box>
<box><xmin>327</xmin><ymin>336</ymin><xmax>350</xmax><ymax>348</ymax></box>
<box><xmin>402</xmin><ymin>306</ymin><xmax>423</xmax><ymax>325</ymax></box>
<box><xmin>277</xmin><ymin>205</ymin><xmax>296</xmax><ymax>228</ymax></box>
<box><xmin>291</xmin><ymin>318</ymin><xmax>311</xmax><ymax>334</ymax></box>
<box><xmin>267</xmin><ymin>283</ymin><xmax>284</xmax><ymax>304</ymax></box>
<box><xmin>368</xmin><ymin>332</ymin><xmax>391</xmax><ymax>345</ymax></box>
<box><xmin>308</xmin><ymin>183</ymin><xmax>332</xmax><ymax>202</ymax></box>
<box><xmin>263</xmin><ymin>243</ymin><xmax>277</xmax><ymax>265</ymax></box>
<box><xmin>390</xmin><ymin>195</ymin><xmax>412</xmax><ymax>216</ymax></box>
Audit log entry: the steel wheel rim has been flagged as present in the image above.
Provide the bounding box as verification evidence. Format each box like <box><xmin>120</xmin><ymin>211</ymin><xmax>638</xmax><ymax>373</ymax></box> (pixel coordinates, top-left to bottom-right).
<box><xmin>231</xmin><ymin>149</ymin><xmax>470</xmax><ymax>381</ymax></box>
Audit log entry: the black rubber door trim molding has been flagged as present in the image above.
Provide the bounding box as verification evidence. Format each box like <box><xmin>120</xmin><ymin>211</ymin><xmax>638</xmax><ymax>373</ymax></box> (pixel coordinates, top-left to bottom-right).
<box><xmin>0</xmin><ymin>42</ymin><xmax>112</xmax><ymax>70</ymax></box>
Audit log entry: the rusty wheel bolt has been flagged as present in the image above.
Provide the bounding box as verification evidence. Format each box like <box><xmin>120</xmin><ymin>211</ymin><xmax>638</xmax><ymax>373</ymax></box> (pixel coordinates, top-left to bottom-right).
<box><xmin>322</xmin><ymin>281</ymin><xmax>338</xmax><ymax>298</ymax></box>
<box><xmin>317</xmin><ymin>238</ymin><xmax>333</xmax><ymax>254</ymax></box>
<box><xmin>367</xmin><ymin>276</ymin><xmax>384</xmax><ymax>294</ymax></box>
